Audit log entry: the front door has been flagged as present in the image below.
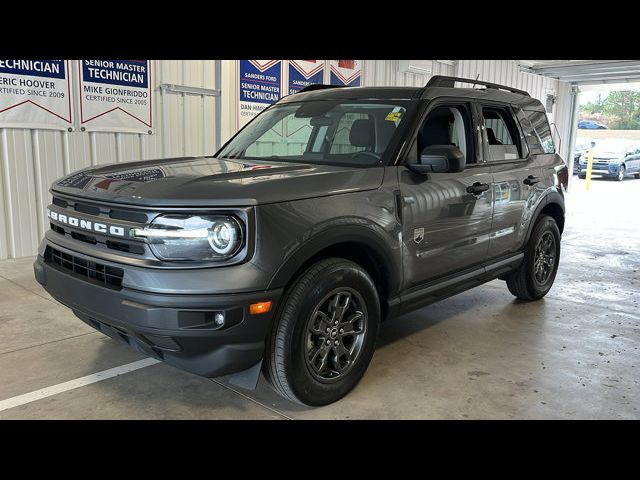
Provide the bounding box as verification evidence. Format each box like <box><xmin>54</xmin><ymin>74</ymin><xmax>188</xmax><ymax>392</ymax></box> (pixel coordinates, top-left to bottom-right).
<box><xmin>398</xmin><ymin>101</ymin><xmax>494</xmax><ymax>290</ymax></box>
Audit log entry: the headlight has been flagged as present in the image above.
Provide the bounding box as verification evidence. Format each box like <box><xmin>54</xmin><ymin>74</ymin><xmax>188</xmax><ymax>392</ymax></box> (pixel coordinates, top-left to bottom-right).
<box><xmin>132</xmin><ymin>214</ymin><xmax>243</xmax><ymax>261</ymax></box>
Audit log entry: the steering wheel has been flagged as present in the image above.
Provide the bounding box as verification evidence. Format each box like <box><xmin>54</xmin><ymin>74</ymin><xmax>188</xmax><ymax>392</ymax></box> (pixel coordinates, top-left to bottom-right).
<box><xmin>350</xmin><ymin>151</ymin><xmax>381</xmax><ymax>163</ymax></box>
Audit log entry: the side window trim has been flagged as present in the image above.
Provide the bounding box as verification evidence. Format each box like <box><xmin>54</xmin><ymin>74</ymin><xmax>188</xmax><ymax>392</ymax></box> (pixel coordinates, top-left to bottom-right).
<box><xmin>509</xmin><ymin>104</ymin><xmax>530</xmax><ymax>158</ymax></box>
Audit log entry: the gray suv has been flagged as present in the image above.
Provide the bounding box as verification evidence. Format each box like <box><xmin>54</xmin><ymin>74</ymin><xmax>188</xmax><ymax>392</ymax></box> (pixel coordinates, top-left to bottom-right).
<box><xmin>34</xmin><ymin>76</ymin><xmax>568</xmax><ymax>406</ymax></box>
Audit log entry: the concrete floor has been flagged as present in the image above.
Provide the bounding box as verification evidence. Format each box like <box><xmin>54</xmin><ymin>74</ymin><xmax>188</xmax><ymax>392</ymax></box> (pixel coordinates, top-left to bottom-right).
<box><xmin>0</xmin><ymin>175</ymin><xmax>638</xmax><ymax>419</ymax></box>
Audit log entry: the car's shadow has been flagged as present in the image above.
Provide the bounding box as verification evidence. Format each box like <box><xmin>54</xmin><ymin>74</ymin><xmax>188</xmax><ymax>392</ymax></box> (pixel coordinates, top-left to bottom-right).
<box><xmin>89</xmin><ymin>282</ymin><xmax>545</xmax><ymax>417</ymax></box>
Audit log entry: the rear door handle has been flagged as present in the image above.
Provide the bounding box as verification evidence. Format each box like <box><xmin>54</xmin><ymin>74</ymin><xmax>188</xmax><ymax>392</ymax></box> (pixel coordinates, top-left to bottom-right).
<box><xmin>466</xmin><ymin>182</ymin><xmax>490</xmax><ymax>195</ymax></box>
<box><xmin>523</xmin><ymin>175</ymin><xmax>540</xmax><ymax>186</ymax></box>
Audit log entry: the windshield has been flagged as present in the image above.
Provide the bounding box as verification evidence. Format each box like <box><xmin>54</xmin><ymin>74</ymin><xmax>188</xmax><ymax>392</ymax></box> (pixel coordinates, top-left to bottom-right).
<box><xmin>217</xmin><ymin>100</ymin><xmax>412</xmax><ymax>167</ymax></box>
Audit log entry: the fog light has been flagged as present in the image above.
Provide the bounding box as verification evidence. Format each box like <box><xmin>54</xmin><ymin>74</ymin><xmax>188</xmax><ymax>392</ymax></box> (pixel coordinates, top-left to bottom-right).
<box><xmin>213</xmin><ymin>312</ymin><xmax>225</xmax><ymax>327</ymax></box>
<box><xmin>250</xmin><ymin>301</ymin><xmax>272</xmax><ymax>315</ymax></box>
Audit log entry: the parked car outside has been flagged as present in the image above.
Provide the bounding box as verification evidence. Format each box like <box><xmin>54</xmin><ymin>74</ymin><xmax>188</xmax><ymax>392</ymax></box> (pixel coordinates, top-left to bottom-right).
<box><xmin>578</xmin><ymin>120</ymin><xmax>608</xmax><ymax>129</ymax></box>
<box><xmin>573</xmin><ymin>139</ymin><xmax>595</xmax><ymax>174</ymax></box>
<box><xmin>577</xmin><ymin>139</ymin><xmax>640</xmax><ymax>181</ymax></box>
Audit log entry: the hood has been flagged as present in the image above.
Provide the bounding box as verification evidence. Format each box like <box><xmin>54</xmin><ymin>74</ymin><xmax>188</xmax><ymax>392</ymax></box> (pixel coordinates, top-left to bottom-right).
<box><xmin>590</xmin><ymin>151</ymin><xmax>623</xmax><ymax>161</ymax></box>
<box><xmin>51</xmin><ymin>156</ymin><xmax>385</xmax><ymax>207</ymax></box>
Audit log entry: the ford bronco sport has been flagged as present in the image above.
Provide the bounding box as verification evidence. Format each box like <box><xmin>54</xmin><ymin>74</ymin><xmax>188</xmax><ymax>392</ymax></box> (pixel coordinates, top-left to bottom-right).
<box><xmin>34</xmin><ymin>76</ymin><xmax>568</xmax><ymax>406</ymax></box>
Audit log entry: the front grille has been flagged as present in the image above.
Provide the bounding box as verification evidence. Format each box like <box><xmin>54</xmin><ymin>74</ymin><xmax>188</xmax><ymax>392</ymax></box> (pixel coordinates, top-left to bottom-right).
<box><xmin>74</xmin><ymin>203</ymin><xmax>101</xmax><ymax>216</ymax></box>
<box><xmin>48</xmin><ymin>194</ymin><xmax>152</xmax><ymax>257</ymax></box>
<box><xmin>44</xmin><ymin>246</ymin><xmax>124</xmax><ymax>290</ymax></box>
<box><xmin>52</xmin><ymin>195</ymin><xmax>152</xmax><ymax>224</ymax></box>
<box><xmin>109</xmin><ymin>209</ymin><xmax>148</xmax><ymax>223</ymax></box>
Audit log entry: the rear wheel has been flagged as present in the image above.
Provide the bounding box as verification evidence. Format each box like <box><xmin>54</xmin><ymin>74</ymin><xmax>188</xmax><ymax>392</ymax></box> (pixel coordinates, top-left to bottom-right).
<box><xmin>505</xmin><ymin>215</ymin><xmax>561</xmax><ymax>301</ymax></box>
<box><xmin>617</xmin><ymin>165</ymin><xmax>626</xmax><ymax>181</ymax></box>
<box><xmin>634</xmin><ymin>173</ymin><xmax>640</xmax><ymax>179</ymax></box>
<box><xmin>264</xmin><ymin>258</ymin><xmax>380</xmax><ymax>406</ymax></box>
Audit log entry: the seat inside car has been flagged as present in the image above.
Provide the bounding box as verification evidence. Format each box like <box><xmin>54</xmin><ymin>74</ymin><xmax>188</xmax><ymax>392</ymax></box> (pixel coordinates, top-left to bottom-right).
<box><xmin>486</xmin><ymin>127</ymin><xmax>502</xmax><ymax>145</ymax></box>
<box><xmin>418</xmin><ymin>109</ymin><xmax>452</xmax><ymax>152</ymax></box>
<box><xmin>349</xmin><ymin>118</ymin><xmax>375</xmax><ymax>151</ymax></box>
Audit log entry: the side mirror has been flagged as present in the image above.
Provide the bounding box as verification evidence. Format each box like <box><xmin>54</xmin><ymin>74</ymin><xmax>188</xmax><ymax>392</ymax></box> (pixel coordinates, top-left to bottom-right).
<box><xmin>408</xmin><ymin>145</ymin><xmax>466</xmax><ymax>175</ymax></box>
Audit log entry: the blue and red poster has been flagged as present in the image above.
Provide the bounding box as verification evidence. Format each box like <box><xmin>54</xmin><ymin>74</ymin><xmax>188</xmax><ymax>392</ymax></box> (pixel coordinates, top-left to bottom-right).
<box><xmin>329</xmin><ymin>60</ymin><xmax>362</xmax><ymax>87</ymax></box>
<box><xmin>238</xmin><ymin>60</ymin><xmax>282</xmax><ymax>129</ymax></box>
<box><xmin>288</xmin><ymin>60</ymin><xmax>325</xmax><ymax>94</ymax></box>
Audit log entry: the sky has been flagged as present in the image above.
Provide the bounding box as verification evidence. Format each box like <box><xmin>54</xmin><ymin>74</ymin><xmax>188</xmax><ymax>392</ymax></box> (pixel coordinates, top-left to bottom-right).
<box><xmin>579</xmin><ymin>82</ymin><xmax>640</xmax><ymax>105</ymax></box>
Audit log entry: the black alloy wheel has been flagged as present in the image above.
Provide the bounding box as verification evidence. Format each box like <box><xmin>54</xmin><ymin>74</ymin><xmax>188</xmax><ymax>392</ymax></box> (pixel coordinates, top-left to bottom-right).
<box><xmin>304</xmin><ymin>289</ymin><xmax>367</xmax><ymax>383</ymax></box>
<box><xmin>534</xmin><ymin>232</ymin><xmax>556</xmax><ymax>286</ymax></box>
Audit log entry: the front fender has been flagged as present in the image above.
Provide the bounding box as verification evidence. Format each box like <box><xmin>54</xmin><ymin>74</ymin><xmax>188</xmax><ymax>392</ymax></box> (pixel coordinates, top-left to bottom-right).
<box><xmin>267</xmin><ymin>218</ymin><xmax>402</xmax><ymax>295</ymax></box>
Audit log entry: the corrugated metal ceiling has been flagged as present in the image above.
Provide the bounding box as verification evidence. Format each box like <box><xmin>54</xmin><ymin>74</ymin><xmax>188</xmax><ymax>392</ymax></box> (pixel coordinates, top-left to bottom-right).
<box><xmin>518</xmin><ymin>60</ymin><xmax>640</xmax><ymax>86</ymax></box>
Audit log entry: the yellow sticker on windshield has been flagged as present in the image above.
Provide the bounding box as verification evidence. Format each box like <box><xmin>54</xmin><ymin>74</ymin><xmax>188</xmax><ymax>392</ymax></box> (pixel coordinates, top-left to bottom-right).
<box><xmin>385</xmin><ymin>112</ymin><xmax>402</xmax><ymax>122</ymax></box>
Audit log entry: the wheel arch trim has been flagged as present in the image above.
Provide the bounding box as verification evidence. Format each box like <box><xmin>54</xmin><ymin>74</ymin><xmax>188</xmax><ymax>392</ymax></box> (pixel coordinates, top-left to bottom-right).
<box><xmin>267</xmin><ymin>223</ymin><xmax>401</xmax><ymax>296</ymax></box>
<box><xmin>524</xmin><ymin>190</ymin><xmax>565</xmax><ymax>244</ymax></box>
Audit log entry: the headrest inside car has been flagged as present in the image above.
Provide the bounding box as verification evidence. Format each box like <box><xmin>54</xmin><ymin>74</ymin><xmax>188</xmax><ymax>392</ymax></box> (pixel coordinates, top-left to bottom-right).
<box><xmin>350</xmin><ymin>119</ymin><xmax>374</xmax><ymax>148</ymax></box>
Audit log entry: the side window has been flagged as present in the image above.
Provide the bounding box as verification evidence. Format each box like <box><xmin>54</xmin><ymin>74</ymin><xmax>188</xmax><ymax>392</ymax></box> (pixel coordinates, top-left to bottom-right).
<box><xmin>481</xmin><ymin>106</ymin><xmax>523</xmax><ymax>161</ymax></box>
<box><xmin>414</xmin><ymin>104</ymin><xmax>474</xmax><ymax>164</ymax></box>
<box><xmin>519</xmin><ymin>109</ymin><xmax>555</xmax><ymax>154</ymax></box>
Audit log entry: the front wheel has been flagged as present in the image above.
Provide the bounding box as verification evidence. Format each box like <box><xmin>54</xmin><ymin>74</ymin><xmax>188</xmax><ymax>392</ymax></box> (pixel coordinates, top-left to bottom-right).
<box><xmin>505</xmin><ymin>215</ymin><xmax>561</xmax><ymax>301</ymax></box>
<box><xmin>616</xmin><ymin>165</ymin><xmax>626</xmax><ymax>181</ymax></box>
<box><xmin>264</xmin><ymin>258</ymin><xmax>380</xmax><ymax>406</ymax></box>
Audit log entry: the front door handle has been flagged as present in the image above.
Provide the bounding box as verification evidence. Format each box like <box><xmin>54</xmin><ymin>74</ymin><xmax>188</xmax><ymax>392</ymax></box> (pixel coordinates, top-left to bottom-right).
<box><xmin>523</xmin><ymin>175</ymin><xmax>540</xmax><ymax>186</ymax></box>
<box><xmin>466</xmin><ymin>182</ymin><xmax>490</xmax><ymax>195</ymax></box>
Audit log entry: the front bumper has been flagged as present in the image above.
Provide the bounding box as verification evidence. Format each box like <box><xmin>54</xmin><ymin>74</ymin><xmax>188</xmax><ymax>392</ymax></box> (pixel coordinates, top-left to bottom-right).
<box><xmin>33</xmin><ymin>244</ymin><xmax>282</xmax><ymax>378</ymax></box>
<box><xmin>578</xmin><ymin>163</ymin><xmax>621</xmax><ymax>177</ymax></box>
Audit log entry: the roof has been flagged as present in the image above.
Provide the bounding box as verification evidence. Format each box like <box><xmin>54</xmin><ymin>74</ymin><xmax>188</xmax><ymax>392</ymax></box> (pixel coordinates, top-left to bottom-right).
<box><xmin>278</xmin><ymin>86</ymin><xmax>424</xmax><ymax>103</ymax></box>
<box><xmin>278</xmin><ymin>84</ymin><xmax>545</xmax><ymax>112</ymax></box>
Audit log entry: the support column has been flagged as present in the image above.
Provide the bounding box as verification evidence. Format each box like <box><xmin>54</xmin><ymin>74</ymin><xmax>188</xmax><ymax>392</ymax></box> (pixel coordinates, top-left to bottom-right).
<box><xmin>565</xmin><ymin>85</ymin><xmax>581</xmax><ymax>191</ymax></box>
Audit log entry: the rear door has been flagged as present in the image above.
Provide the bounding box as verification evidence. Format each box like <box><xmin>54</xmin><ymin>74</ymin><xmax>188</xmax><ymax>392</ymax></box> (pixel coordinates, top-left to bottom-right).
<box><xmin>398</xmin><ymin>100</ymin><xmax>494</xmax><ymax>289</ymax></box>
<box><xmin>478</xmin><ymin>102</ymin><xmax>543</xmax><ymax>259</ymax></box>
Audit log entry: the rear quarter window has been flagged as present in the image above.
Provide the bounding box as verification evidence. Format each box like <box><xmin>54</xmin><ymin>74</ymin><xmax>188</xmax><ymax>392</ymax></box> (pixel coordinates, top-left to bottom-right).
<box><xmin>515</xmin><ymin>108</ymin><xmax>555</xmax><ymax>154</ymax></box>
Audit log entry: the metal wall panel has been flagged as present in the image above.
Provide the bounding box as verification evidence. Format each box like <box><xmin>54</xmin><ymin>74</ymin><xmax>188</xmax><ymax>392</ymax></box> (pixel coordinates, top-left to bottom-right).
<box><xmin>362</xmin><ymin>60</ymin><xmax>455</xmax><ymax>88</ymax></box>
<box><xmin>0</xmin><ymin>60</ymin><xmax>220</xmax><ymax>260</ymax></box>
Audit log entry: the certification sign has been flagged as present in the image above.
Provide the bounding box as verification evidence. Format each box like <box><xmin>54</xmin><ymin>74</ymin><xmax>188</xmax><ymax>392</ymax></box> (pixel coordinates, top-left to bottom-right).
<box><xmin>79</xmin><ymin>60</ymin><xmax>153</xmax><ymax>133</ymax></box>
<box><xmin>329</xmin><ymin>60</ymin><xmax>362</xmax><ymax>87</ymax></box>
<box><xmin>0</xmin><ymin>60</ymin><xmax>72</xmax><ymax>130</ymax></box>
<box><xmin>238</xmin><ymin>60</ymin><xmax>282</xmax><ymax>129</ymax></box>
<box><xmin>288</xmin><ymin>60</ymin><xmax>325</xmax><ymax>95</ymax></box>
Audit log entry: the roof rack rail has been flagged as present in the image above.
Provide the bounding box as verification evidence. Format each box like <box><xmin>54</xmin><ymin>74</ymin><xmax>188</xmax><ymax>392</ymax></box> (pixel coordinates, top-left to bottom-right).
<box><xmin>425</xmin><ymin>75</ymin><xmax>530</xmax><ymax>97</ymax></box>
<box><xmin>295</xmin><ymin>84</ymin><xmax>346</xmax><ymax>94</ymax></box>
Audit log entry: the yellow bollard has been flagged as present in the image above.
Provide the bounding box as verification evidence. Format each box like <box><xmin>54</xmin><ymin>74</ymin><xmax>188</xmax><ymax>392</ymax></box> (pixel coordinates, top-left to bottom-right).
<box><xmin>585</xmin><ymin>148</ymin><xmax>594</xmax><ymax>191</ymax></box>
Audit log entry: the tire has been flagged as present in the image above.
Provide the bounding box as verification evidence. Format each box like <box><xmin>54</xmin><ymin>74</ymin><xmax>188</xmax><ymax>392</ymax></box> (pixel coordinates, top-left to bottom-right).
<box><xmin>616</xmin><ymin>165</ymin><xmax>626</xmax><ymax>181</ymax></box>
<box><xmin>264</xmin><ymin>258</ymin><xmax>380</xmax><ymax>406</ymax></box>
<box><xmin>634</xmin><ymin>173</ymin><xmax>640</xmax><ymax>179</ymax></box>
<box><xmin>505</xmin><ymin>215</ymin><xmax>561</xmax><ymax>301</ymax></box>
<box><xmin>578</xmin><ymin>173</ymin><xmax>586</xmax><ymax>179</ymax></box>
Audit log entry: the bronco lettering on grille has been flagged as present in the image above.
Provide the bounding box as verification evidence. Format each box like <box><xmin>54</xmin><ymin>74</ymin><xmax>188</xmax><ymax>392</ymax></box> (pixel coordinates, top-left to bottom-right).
<box><xmin>47</xmin><ymin>208</ymin><xmax>125</xmax><ymax>237</ymax></box>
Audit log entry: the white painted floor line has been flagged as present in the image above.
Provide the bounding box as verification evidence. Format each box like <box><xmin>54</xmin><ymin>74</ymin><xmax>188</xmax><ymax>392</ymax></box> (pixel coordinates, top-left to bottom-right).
<box><xmin>0</xmin><ymin>357</ymin><xmax>161</xmax><ymax>412</ymax></box>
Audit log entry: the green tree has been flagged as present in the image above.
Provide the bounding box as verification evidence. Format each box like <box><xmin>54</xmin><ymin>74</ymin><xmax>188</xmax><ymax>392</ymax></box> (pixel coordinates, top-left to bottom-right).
<box><xmin>581</xmin><ymin>95</ymin><xmax>605</xmax><ymax>115</ymax></box>
<box><xmin>602</xmin><ymin>90</ymin><xmax>640</xmax><ymax>129</ymax></box>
